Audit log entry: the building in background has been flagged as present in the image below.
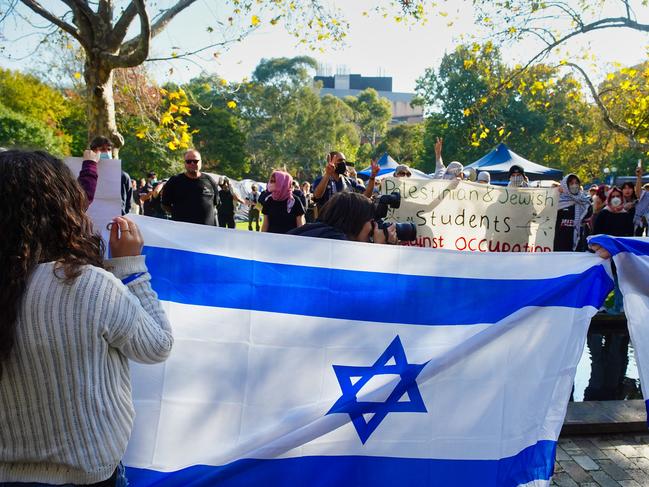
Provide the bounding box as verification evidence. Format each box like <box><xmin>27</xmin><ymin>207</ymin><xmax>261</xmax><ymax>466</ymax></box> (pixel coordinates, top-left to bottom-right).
<box><xmin>314</xmin><ymin>71</ymin><xmax>423</xmax><ymax>125</ymax></box>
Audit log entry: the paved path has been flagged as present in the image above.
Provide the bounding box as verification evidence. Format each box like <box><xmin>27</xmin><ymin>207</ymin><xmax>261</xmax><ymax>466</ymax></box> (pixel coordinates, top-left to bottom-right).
<box><xmin>552</xmin><ymin>435</ymin><xmax>649</xmax><ymax>486</ymax></box>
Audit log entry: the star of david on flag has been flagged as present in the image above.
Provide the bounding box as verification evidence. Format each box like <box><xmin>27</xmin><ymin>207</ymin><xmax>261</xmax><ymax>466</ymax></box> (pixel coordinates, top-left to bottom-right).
<box><xmin>326</xmin><ymin>336</ymin><xmax>428</xmax><ymax>444</ymax></box>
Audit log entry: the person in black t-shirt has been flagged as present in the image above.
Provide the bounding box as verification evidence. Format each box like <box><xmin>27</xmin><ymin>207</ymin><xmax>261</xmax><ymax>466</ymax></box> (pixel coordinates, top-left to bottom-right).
<box><xmin>261</xmin><ymin>170</ymin><xmax>305</xmax><ymax>234</ymax></box>
<box><xmin>217</xmin><ymin>177</ymin><xmax>245</xmax><ymax>229</ymax></box>
<box><xmin>160</xmin><ymin>149</ymin><xmax>220</xmax><ymax>225</ymax></box>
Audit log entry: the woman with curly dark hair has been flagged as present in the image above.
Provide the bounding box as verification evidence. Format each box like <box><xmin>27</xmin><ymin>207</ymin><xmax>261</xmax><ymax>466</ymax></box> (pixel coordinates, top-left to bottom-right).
<box><xmin>0</xmin><ymin>150</ymin><xmax>173</xmax><ymax>486</ymax></box>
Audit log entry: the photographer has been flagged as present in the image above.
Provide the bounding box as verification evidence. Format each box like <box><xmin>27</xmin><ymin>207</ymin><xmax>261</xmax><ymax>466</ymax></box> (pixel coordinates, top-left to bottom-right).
<box><xmin>288</xmin><ymin>192</ymin><xmax>397</xmax><ymax>243</ymax></box>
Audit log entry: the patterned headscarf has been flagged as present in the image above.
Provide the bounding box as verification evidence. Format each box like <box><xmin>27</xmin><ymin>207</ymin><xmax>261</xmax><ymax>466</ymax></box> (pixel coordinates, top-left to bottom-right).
<box><xmin>269</xmin><ymin>170</ymin><xmax>295</xmax><ymax>213</ymax></box>
<box><xmin>558</xmin><ymin>174</ymin><xmax>591</xmax><ymax>250</ymax></box>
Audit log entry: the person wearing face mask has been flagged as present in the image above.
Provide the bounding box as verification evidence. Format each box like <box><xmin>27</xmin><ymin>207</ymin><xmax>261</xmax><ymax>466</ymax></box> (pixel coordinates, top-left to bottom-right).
<box><xmin>553</xmin><ymin>174</ymin><xmax>593</xmax><ymax>251</ymax></box>
<box><xmin>507</xmin><ymin>165</ymin><xmax>529</xmax><ymax>188</ymax></box>
<box><xmin>261</xmin><ymin>170</ymin><xmax>306</xmax><ymax>234</ymax></box>
<box><xmin>88</xmin><ymin>136</ymin><xmax>133</xmax><ymax>215</ymax></box>
<box><xmin>592</xmin><ymin>187</ymin><xmax>634</xmax><ymax>237</ymax></box>
<box><xmin>592</xmin><ymin>187</ymin><xmax>635</xmax><ymax>314</ymax></box>
<box><xmin>312</xmin><ymin>151</ymin><xmax>379</xmax><ymax>208</ymax></box>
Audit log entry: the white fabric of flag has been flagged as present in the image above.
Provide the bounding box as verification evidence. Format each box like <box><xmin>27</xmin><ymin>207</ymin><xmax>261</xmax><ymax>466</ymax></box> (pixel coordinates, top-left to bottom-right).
<box><xmin>589</xmin><ymin>235</ymin><xmax>649</xmax><ymax>423</ymax></box>
<box><xmin>124</xmin><ymin>216</ymin><xmax>614</xmax><ymax>487</ymax></box>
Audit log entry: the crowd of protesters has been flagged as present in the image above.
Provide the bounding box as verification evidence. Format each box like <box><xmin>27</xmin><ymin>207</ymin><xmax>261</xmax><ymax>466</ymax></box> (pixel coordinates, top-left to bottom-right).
<box><xmin>1</xmin><ymin>135</ymin><xmax>649</xmax><ymax>486</ymax></box>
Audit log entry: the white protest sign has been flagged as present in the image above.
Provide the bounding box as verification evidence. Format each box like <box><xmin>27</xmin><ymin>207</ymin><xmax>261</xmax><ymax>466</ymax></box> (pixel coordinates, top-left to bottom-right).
<box><xmin>379</xmin><ymin>177</ymin><xmax>559</xmax><ymax>252</ymax></box>
<box><xmin>64</xmin><ymin>157</ymin><xmax>122</xmax><ymax>244</ymax></box>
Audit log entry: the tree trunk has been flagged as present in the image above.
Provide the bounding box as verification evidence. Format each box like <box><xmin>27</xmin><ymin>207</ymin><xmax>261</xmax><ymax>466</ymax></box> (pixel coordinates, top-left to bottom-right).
<box><xmin>84</xmin><ymin>55</ymin><xmax>124</xmax><ymax>156</ymax></box>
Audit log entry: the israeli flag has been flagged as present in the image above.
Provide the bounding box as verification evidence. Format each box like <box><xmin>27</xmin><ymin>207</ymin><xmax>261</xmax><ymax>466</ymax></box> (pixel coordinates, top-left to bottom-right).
<box><xmin>588</xmin><ymin>235</ymin><xmax>649</xmax><ymax>422</ymax></box>
<box><xmin>124</xmin><ymin>216</ymin><xmax>613</xmax><ymax>487</ymax></box>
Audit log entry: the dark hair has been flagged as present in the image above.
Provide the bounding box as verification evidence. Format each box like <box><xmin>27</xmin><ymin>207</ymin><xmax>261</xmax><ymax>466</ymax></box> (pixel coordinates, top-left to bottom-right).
<box><xmin>89</xmin><ymin>136</ymin><xmax>112</xmax><ymax>151</ymax></box>
<box><xmin>621</xmin><ymin>181</ymin><xmax>637</xmax><ymax>199</ymax></box>
<box><xmin>509</xmin><ymin>165</ymin><xmax>525</xmax><ymax>177</ymax></box>
<box><xmin>0</xmin><ymin>150</ymin><xmax>105</xmax><ymax>377</ymax></box>
<box><xmin>567</xmin><ymin>175</ymin><xmax>580</xmax><ymax>185</ymax></box>
<box><xmin>318</xmin><ymin>192</ymin><xmax>374</xmax><ymax>239</ymax></box>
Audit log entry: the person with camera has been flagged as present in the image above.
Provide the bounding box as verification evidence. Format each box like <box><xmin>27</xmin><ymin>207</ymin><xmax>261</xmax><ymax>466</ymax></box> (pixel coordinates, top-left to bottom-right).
<box><xmin>288</xmin><ymin>192</ymin><xmax>398</xmax><ymax>243</ymax></box>
<box><xmin>312</xmin><ymin>152</ymin><xmax>380</xmax><ymax>208</ymax></box>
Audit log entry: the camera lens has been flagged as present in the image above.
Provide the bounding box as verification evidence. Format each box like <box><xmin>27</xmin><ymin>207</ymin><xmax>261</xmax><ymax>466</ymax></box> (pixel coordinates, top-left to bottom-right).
<box><xmin>394</xmin><ymin>222</ymin><xmax>417</xmax><ymax>242</ymax></box>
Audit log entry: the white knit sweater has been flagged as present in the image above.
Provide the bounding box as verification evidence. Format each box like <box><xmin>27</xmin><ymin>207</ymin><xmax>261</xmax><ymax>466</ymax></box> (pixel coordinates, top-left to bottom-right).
<box><xmin>0</xmin><ymin>255</ymin><xmax>173</xmax><ymax>484</ymax></box>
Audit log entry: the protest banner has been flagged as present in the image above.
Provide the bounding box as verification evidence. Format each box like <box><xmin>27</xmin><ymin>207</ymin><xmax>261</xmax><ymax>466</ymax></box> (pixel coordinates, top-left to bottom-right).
<box><xmin>379</xmin><ymin>177</ymin><xmax>559</xmax><ymax>252</ymax></box>
<box><xmin>64</xmin><ymin>157</ymin><xmax>122</xmax><ymax>244</ymax></box>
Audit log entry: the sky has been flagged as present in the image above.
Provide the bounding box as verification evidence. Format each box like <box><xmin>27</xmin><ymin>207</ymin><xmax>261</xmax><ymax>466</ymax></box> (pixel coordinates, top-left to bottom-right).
<box><xmin>0</xmin><ymin>1</ymin><xmax>647</xmax><ymax>93</ymax></box>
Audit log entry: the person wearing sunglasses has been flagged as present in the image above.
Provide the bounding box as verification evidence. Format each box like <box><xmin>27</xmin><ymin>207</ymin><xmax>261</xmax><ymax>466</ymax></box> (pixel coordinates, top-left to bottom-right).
<box><xmin>160</xmin><ymin>149</ymin><xmax>221</xmax><ymax>225</ymax></box>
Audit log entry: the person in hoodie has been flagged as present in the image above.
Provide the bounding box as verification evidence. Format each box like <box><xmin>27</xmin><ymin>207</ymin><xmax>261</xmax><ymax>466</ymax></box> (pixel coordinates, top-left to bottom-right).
<box><xmin>553</xmin><ymin>173</ymin><xmax>593</xmax><ymax>251</ymax></box>
<box><xmin>288</xmin><ymin>191</ymin><xmax>397</xmax><ymax>244</ymax></box>
<box><xmin>261</xmin><ymin>170</ymin><xmax>306</xmax><ymax>234</ymax></box>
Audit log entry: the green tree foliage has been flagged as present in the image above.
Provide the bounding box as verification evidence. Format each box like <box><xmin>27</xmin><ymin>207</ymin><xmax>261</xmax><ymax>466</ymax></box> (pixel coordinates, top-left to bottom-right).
<box><xmin>416</xmin><ymin>43</ymin><xmax>607</xmax><ymax>176</ymax></box>
<box><xmin>0</xmin><ymin>102</ymin><xmax>68</xmax><ymax>155</ymax></box>
<box><xmin>344</xmin><ymin>88</ymin><xmax>393</xmax><ymax>146</ymax></box>
<box><xmin>374</xmin><ymin>123</ymin><xmax>424</xmax><ymax>164</ymax></box>
<box><xmin>237</xmin><ymin>57</ymin><xmax>359</xmax><ymax>180</ymax></box>
<box><xmin>0</xmin><ymin>68</ymin><xmax>71</xmax><ymax>154</ymax></box>
<box><xmin>184</xmin><ymin>75</ymin><xmax>249</xmax><ymax>177</ymax></box>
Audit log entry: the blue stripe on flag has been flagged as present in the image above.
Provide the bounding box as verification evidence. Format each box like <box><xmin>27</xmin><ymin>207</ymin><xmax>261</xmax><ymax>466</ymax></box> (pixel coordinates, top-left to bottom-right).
<box><xmin>144</xmin><ymin>246</ymin><xmax>612</xmax><ymax>325</ymax></box>
<box><xmin>125</xmin><ymin>439</ymin><xmax>555</xmax><ymax>487</ymax></box>
<box><xmin>589</xmin><ymin>235</ymin><xmax>649</xmax><ymax>257</ymax></box>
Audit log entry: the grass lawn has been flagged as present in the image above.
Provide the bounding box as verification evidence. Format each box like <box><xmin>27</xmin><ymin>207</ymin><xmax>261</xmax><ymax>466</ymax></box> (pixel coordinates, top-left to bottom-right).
<box><xmin>235</xmin><ymin>219</ymin><xmax>263</xmax><ymax>231</ymax></box>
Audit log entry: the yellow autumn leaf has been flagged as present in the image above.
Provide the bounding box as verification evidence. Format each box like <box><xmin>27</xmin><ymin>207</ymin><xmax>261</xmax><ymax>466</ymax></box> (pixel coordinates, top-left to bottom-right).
<box><xmin>220</xmin><ymin>78</ymin><xmax>228</xmax><ymax>86</ymax></box>
<box><xmin>178</xmin><ymin>106</ymin><xmax>191</xmax><ymax>115</ymax></box>
<box><xmin>167</xmin><ymin>141</ymin><xmax>177</xmax><ymax>151</ymax></box>
<box><xmin>169</xmin><ymin>103</ymin><xmax>179</xmax><ymax>113</ymax></box>
<box><xmin>606</xmin><ymin>73</ymin><xmax>615</xmax><ymax>80</ymax></box>
<box><xmin>73</xmin><ymin>72</ymin><xmax>82</xmax><ymax>79</ymax></box>
<box><xmin>251</xmin><ymin>15</ymin><xmax>260</xmax><ymax>26</ymax></box>
<box><xmin>160</xmin><ymin>113</ymin><xmax>174</xmax><ymax>125</ymax></box>
<box><xmin>471</xmin><ymin>141</ymin><xmax>481</xmax><ymax>147</ymax></box>
<box><xmin>227</xmin><ymin>100</ymin><xmax>237</xmax><ymax>109</ymax></box>
<box><xmin>135</xmin><ymin>131</ymin><xmax>146</xmax><ymax>139</ymax></box>
<box><xmin>463</xmin><ymin>108</ymin><xmax>471</xmax><ymax>117</ymax></box>
<box><xmin>498</xmin><ymin>128</ymin><xmax>504</xmax><ymax>136</ymax></box>
<box><xmin>160</xmin><ymin>88</ymin><xmax>169</xmax><ymax>96</ymax></box>
<box><xmin>463</xmin><ymin>59</ymin><xmax>474</xmax><ymax>69</ymax></box>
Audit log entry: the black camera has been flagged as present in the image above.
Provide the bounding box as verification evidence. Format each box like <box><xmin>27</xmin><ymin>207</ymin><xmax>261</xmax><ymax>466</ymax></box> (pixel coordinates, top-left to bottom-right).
<box><xmin>374</xmin><ymin>192</ymin><xmax>417</xmax><ymax>242</ymax></box>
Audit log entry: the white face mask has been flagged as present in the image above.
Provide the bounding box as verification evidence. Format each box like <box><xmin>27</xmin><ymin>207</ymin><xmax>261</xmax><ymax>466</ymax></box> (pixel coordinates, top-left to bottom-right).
<box><xmin>510</xmin><ymin>174</ymin><xmax>523</xmax><ymax>186</ymax></box>
<box><xmin>610</xmin><ymin>197</ymin><xmax>622</xmax><ymax>207</ymax></box>
<box><xmin>569</xmin><ymin>184</ymin><xmax>580</xmax><ymax>195</ymax></box>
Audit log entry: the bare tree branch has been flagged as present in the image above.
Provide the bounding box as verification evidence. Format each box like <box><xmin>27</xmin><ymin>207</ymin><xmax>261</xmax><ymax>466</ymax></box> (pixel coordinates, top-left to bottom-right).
<box><xmin>145</xmin><ymin>32</ymin><xmax>250</xmax><ymax>61</ymax></box>
<box><xmin>19</xmin><ymin>0</ymin><xmax>86</xmax><ymax>46</ymax></box>
<box><xmin>105</xmin><ymin>0</ymin><xmax>149</xmax><ymax>68</ymax></box>
<box><xmin>97</xmin><ymin>0</ymin><xmax>112</xmax><ymax>25</ymax></box>
<box><xmin>121</xmin><ymin>0</ymin><xmax>198</xmax><ymax>54</ymax></box>
<box><xmin>564</xmin><ymin>62</ymin><xmax>649</xmax><ymax>150</ymax></box>
<box><xmin>109</xmin><ymin>1</ymin><xmax>138</xmax><ymax>49</ymax></box>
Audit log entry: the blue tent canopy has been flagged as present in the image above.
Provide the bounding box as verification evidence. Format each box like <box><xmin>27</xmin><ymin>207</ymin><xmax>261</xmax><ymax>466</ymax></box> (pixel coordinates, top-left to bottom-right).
<box><xmin>358</xmin><ymin>153</ymin><xmax>432</xmax><ymax>180</ymax></box>
<box><xmin>466</xmin><ymin>143</ymin><xmax>563</xmax><ymax>181</ymax></box>
<box><xmin>358</xmin><ymin>153</ymin><xmax>400</xmax><ymax>178</ymax></box>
